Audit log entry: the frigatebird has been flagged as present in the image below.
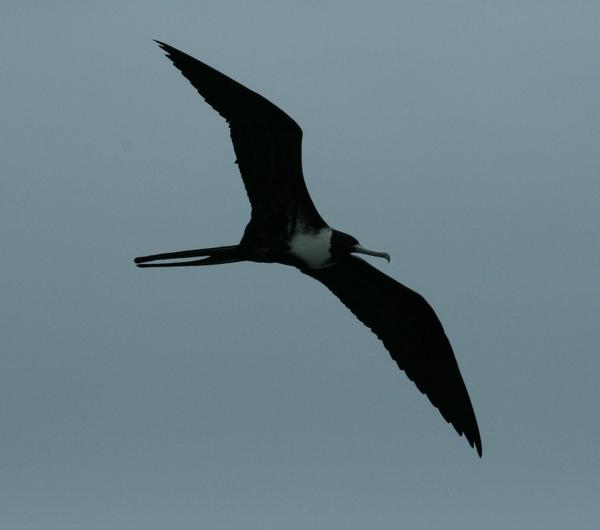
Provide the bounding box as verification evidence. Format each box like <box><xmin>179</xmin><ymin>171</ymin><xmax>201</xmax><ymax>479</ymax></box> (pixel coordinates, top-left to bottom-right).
<box><xmin>135</xmin><ymin>41</ymin><xmax>482</xmax><ymax>456</ymax></box>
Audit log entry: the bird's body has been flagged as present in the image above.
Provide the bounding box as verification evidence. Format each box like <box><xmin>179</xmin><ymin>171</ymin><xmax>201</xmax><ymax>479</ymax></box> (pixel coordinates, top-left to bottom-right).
<box><xmin>135</xmin><ymin>41</ymin><xmax>482</xmax><ymax>456</ymax></box>
<box><xmin>289</xmin><ymin>226</ymin><xmax>333</xmax><ymax>269</ymax></box>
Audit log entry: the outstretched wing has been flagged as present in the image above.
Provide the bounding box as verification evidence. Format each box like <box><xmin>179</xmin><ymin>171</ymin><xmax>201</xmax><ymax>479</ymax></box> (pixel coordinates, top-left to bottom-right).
<box><xmin>155</xmin><ymin>41</ymin><xmax>326</xmax><ymax>232</ymax></box>
<box><xmin>305</xmin><ymin>256</ymin><xmax>482</xmax><ymax>456</ymax></box>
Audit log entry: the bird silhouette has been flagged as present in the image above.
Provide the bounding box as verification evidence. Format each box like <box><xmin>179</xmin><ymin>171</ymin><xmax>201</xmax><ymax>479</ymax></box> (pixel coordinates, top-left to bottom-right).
<box><xmin>135</xmin><ymin>41</ymin><xmax>482</xmax><ymax>456</ymax></box>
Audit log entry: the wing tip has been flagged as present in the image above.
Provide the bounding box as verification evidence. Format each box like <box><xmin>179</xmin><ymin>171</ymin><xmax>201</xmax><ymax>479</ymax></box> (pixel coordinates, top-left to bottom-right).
<box><xmin>462</xmin><ymin>423</ymin><xmax>483</xmax><ymax>457</ymax></box>
<box><xmin>153</xmin><ymin>39</ymin><xmax>174</xmax><ymax>56</ymax></box>
<box><xmin>471</xmin><ymin>433</ymin><xmax>483</xmax><ymax>458</ymax></box>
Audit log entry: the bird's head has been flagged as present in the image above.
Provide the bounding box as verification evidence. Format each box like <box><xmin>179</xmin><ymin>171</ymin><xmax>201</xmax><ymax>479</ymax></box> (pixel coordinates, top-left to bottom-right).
<box><xmin>331</xmin><ymin>230</ymin><xmax>390</xmax><ymax>263</ymax></box>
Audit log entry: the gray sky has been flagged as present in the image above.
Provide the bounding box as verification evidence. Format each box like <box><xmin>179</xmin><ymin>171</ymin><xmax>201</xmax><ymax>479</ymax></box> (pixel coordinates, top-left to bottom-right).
<box><xmin>2</xmin><ymin>1</ymin><xmax>599</xmax><ymax>528</ymax></box>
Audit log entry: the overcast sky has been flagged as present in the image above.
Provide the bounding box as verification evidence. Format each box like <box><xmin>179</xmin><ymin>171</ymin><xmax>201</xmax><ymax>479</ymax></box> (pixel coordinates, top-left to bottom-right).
<box><xmin>2</xmin><ymin>2</ymin><xmax>599</xmax><ymax>529</ymax></box>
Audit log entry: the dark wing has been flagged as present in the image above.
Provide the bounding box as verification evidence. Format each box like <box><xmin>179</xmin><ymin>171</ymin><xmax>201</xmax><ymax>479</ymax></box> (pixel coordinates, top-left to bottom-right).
<box><xmin>155</xmin><ymin>41</ymin><xmax>326</xmax><ymax>232</ymax></box>
<box><xmin>305</xmin><ymin>256</ymin><xmax>482</xmax><ymax>456</ymax></box>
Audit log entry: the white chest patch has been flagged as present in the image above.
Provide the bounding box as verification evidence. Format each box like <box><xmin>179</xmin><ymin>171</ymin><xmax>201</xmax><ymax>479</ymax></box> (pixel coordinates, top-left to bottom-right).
<box><xmin>289</xmin><ymin>227</ymin><xmax>333</xmax><ymax>269</ymax></box>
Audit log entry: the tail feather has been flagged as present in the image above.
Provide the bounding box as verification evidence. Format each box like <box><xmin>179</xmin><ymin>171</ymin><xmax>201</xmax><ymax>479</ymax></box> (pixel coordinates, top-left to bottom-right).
<box><xmin>134</xmin><ymin>245</ymin><xmax>244</xmax><ymax>267</ymax></box>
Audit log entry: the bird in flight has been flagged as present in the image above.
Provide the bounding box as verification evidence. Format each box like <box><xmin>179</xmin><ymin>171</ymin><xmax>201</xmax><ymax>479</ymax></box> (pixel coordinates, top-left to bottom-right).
<box><xmin>135</xmin><ymin>41</ymin><xmax>482</xmax><ymax>456</ymax></box>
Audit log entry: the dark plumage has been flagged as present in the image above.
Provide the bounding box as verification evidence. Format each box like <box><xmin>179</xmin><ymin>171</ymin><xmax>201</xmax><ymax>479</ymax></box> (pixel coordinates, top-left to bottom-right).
<box><xmin>135</xmin><ymin>41</ymin><xmax>482</xmax><ymax>456</ymax></box>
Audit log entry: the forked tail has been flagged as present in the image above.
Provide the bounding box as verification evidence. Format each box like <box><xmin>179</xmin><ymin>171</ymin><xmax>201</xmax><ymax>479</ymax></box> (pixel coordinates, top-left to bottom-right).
<box><xmin>134</xmin><ymin>245</ymin><xmax>244</xmax><ymax>268</ymax></box>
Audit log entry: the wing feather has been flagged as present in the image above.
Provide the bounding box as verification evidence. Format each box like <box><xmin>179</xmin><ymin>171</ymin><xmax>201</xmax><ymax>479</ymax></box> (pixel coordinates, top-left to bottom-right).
<box><xmin>155</xmin><ymin>41</ymin><xmax>326</xmax><ymax>232</ymax></box>
<box><xmin>306</xmin><ymin>256</ymin><xmax>482</xmax><ymax>456</ymax></box>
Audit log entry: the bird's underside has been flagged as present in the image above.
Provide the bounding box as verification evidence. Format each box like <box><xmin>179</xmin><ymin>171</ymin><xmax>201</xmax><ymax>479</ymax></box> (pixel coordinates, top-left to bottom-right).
<box><xmin>135</xmin><ymin>40</ymin><xmax>482</xmax><ymax>456</ymax></box>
